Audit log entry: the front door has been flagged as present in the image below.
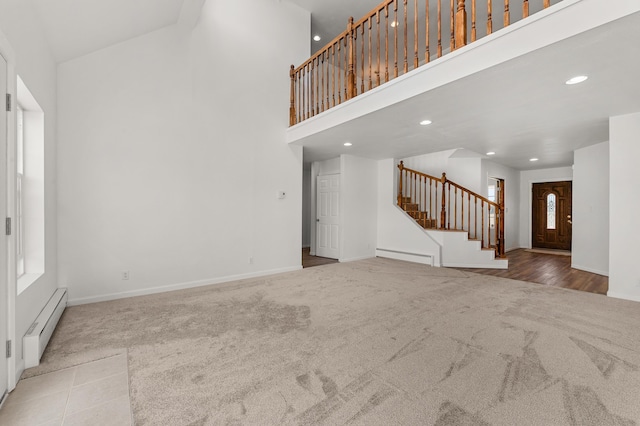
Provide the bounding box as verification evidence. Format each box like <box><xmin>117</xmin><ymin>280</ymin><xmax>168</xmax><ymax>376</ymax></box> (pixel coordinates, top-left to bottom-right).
<box><xmin>0</xmin><ymin>52</ymin><xmax>9</xmax><ymax>402</ymax></box>
<box><xmin>532</xmin><ymin>181</ymin><xmax>572</xmax><ymax>250</ymax></box>
<box><xmin>316</xmin><ymin>174</ymin><xmax>340</xmax><ymax>259</ymax></box>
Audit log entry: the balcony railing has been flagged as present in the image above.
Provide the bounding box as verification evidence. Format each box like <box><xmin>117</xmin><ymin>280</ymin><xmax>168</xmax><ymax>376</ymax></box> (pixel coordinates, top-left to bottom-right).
<box><xmin>290</xmin><ymin>0</ymin><xmax>557</xmax><ymax>126</ymax></box>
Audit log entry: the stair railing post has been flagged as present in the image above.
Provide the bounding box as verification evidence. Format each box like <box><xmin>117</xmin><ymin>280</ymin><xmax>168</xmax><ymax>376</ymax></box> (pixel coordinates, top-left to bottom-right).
<box><xmin>455</xmin><ymin>0</ymin><xmax>467</xmax><ymax>49</ymax></box>
<box><xmin>440</xmin><ymin>172</ymin><xmax>447</xmax><ymax>229</ymax></box>
<box><xmin>397</xmin><ymin>161</ymin><xmax>404</xmax><ymax>206</ymax></box>
<box><xmin>347</xmin><ymin>17</ymin><xmax>356</xmax><ymax>100</ymax></box>
<box><xmin>289</xmin><ymin>65</ymin><xmax>297</xmax><ymax>126</ymax></box>
<box><xmin>498</xmin><ymin>179</ymin><xmax>505</xmax><ymax>257</ymax></box>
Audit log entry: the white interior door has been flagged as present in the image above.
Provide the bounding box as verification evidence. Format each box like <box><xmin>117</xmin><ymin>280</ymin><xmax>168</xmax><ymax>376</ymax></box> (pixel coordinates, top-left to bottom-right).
<box><xmin>316</xmin><ymin>174</ymin><xmax>340</xmax><ymax>259</ymax></box>
<box><xmin>0</xmin><ymin>52</ymin><xmax>9</xmax><ymax>402</ymax></box>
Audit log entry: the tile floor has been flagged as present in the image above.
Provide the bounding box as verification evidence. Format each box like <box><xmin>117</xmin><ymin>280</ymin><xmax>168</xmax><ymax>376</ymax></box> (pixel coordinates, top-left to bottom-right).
<box><xmin>0</xmin><ymin>353</ymin><xmax>132</xmax><ymax>426</ymax></box>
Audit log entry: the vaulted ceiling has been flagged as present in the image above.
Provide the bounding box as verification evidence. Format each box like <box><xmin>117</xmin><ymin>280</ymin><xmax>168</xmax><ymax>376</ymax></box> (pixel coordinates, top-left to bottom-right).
<box><xmin>25</xmin><ymin>0</ymin><xmax>640</xmax><ymax>171</ymax></box>
<box><xmin>32</xmin><ymin>0</ymin><xmax>185</xmax><ymax>63</ymax></box>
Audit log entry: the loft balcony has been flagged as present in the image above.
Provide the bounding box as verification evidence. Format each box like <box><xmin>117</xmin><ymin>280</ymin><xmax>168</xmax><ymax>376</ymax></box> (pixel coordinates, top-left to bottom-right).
<box><xmin>286</xmin><ymin>0</ymin><xmax>640</xmax><ymax>168</ymax></box>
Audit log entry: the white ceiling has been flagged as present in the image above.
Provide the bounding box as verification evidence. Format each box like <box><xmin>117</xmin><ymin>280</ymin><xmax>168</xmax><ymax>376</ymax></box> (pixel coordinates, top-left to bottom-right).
<box><xmin>32</xmin><ymin>0</ymin><xmax>185</xmax><ymax>63</ymax></box>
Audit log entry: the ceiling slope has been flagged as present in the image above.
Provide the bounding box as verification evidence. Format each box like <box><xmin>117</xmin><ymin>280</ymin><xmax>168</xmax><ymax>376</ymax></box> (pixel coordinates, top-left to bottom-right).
<box><xmin>33</xmin><ymin>0</ymin><xmax>185</xmax><ymax>63</ymax></box>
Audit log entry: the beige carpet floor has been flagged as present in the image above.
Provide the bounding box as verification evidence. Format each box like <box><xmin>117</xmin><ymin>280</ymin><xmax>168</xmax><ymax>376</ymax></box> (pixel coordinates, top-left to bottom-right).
<box><xmin>25</xmin><ymin>258</ymin><xmax>640</xmax><ymax>425</ymax></box>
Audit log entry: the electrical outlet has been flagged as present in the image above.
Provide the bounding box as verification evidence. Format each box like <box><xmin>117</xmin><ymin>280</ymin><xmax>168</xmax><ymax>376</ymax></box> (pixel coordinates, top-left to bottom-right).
<box><xmin>248</xmin><ymin>257</ymin><xmax>253</xmax><ymax>264</ymax></box>
<box><xmin>122</xmin><ymin>271</ymin><xmax>129</xmax><ymax>280</ymax></box>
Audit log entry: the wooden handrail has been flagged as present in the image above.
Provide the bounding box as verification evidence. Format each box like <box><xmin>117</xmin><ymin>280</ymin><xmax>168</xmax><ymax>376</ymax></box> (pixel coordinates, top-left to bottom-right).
<box><xmin>398</xmin><ymin>164</ymin><xmax>442</xmax><ymax>183</ymax></box>
<box><xmin>397</xmin><ymin>161</ymin><xmax>506</xmax><ymax>258</ymax></box>
<box><xmin>289</xmin><ymin>0</ymin><xmax>560</xmax><ymax>126</ymax></box>
<box><xmin>446</xmin><ymin>176</ymin><xmax>500</xmax><ymax>210</ymax></box>
<box><xmin>399</xmin><ymin>163</ymin><xmax>498</xmax><ymax>209</ymax></box>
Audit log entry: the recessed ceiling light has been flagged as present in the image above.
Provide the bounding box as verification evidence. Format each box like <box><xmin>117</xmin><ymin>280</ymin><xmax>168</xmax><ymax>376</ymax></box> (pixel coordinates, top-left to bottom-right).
<box><xmin>486</xmin><ymin>151</ymin><xmax>496</xmax><ymax>156</ymax></box>
<box><xmin>419</xmin><ymin>120</ymin><xmax>432</xmax><ymax>126</ymax></box>
<box><xmin>565</xmin><ymin>75</ymin><xmax>588</xmax><ymax>85</ymax></box>
<box><xmin>530</xmin><ymin>158</ymin><xmax>539</xmax><ymax>162</ymax></box>
<box><xmin>313</xmin><ymin>35</ymin><xmax>321</xmax><ymax>42</ymax></box>
<box><xmin>344</xmin><ymin>142</ymin><xmax>352</xmax><ymax>147</ymax></box>
<box><xmin>390</xmin><ymin>21</ymin><xmax>399</xmax><ymax>28</ymax></box>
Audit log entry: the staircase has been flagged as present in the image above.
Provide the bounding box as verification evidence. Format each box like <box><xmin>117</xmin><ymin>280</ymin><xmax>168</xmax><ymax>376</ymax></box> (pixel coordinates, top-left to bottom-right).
<box><xmin>397</xmin><ymin>162</ymin><xmax>508</xmax><ymax>269</ymax></box>
<box><xmin>399</xmin><ymin>197</ymin><xmax>437</xmax><ymax>229</ymax></box>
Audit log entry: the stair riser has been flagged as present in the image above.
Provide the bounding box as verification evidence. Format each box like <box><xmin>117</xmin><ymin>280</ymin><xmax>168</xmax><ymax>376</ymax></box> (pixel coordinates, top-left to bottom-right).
<box><xmin>403</xmin><ymin>203</ymin><xmax>418</xmax><ymax>211</ymax></box>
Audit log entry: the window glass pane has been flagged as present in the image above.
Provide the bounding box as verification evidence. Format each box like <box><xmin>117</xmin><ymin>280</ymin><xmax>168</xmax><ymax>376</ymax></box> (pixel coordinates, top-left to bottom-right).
<box><xmin>17</xmin><ymin>173</ymin><xmax>24</xmax><ymax>277</ymax></box>
<box><xmin>17</xmin><ymin>106</ymin><xmax>24</xmax><ymax>174</ymax></box>
<box><xmin>547</xmin><ymin>193</ymin><xmax>556</xmax><ymax>230</ymax></box>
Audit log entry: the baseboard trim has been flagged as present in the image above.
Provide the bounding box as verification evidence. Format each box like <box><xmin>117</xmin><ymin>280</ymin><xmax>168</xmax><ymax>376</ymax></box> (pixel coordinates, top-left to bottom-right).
<box><xmin>607</xmin><ymin>291</ymin><xmax>640</xmax><ymax>303</ymax></box>
<box><xmin>571</xmin><ymin>264</ymin><xmax>608</xmax><ymax>277</ymax></box>
<box><xmin>376</xmin><ymin>249</ymin><xmax>435</xmax><ymax>267</ymax></box>
<box><xmin>67</xmin><ymin>266</ymin><xmax>303</xmax><ymax>306</ymax></box>
<box><xmin>339</xmin><ymin>255</ymin><xmax>375</xmax><ymax>263</ymax></box>
<box><xmin>443</xmin><ymin>261</ymin><xmax>508</xmax><ymax>270</ymax></box>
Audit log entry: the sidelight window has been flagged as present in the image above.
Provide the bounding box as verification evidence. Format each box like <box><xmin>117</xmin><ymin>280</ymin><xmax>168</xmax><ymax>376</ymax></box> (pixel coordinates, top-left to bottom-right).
<box><xmin>547</xmin><ymin>193</ymin><xmax>556</xmax><ymax>230</ymax></box>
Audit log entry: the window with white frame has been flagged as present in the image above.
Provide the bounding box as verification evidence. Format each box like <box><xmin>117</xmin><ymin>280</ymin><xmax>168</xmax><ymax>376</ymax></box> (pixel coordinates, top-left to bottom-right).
<box><xmin>16</xmin><ymin>75</ymin><xmax>45</xmax><ymax>294</ymax></box>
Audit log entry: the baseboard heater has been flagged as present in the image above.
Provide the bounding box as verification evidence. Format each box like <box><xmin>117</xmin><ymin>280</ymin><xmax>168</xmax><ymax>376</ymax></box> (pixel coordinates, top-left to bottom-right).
<box><xmin>23</xmin><ymin>288</ymin><xmax>68</xmax><ymax>369</ymax></box>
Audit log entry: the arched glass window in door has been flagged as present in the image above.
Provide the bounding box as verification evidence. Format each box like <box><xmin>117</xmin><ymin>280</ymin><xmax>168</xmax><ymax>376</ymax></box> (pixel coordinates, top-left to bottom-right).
<box><xmin>547</xmin><ymin>193</ymin><xmax>556</xmax><ymax>230</ymax></box>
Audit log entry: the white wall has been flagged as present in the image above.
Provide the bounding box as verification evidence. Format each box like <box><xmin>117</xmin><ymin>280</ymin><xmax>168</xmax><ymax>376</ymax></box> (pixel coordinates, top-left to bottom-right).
<box><xmin>0</xmin><ymin>0</ymin><xmax>59</xmax><ymax>373</ymax></box>
<box><xmin>572</xmin><ymin>141</ymin><xmax>609</xmax><ymax>276</ymax></box>
<box><xmin>340</xmin><ymin>155</ymin><xmax>377</xmax><ymax>262</ymax></box>
<box><xmin>401</xmin><ymin>149</ymin><xmax>482</xmax><ymax>193</ymax></box>
<box><xmin>482</xmin><ymin>160</ymin><xmax>520</xmax><ymax>251</ymax></box>
<box><xmin>57</xmin><ymin>0</ymin><xmax>310</xmax><ymax>304</ymax></box>
<box><xmin>376</xmin><ymin>158</ymin><xmax>442</xmax><ymax>265</ymax></box>
<box><xmin>519</xmin><ymin>166</ymin><xmax>573</xmax><ymax>248</ymax></box>
<box><xmin>401</xmin><ymin>149</ymin><xmax>456</xmax><ymax>177</ymax></box>
<box><xmin>609</xmin><ymin>112</ymin><xmax>640</xmax><ymax>302</ymax></box>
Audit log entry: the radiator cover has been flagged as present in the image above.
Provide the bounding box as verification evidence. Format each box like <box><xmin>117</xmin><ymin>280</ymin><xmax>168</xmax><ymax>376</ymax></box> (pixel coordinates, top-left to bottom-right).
<box><xmin>23</xmin><ymin>288</ymin><xmax>67</xmax><ymax>369</ymax></box>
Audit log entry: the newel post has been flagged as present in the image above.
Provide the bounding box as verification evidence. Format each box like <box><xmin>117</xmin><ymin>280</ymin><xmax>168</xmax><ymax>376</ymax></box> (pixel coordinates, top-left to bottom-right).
<box><xmin>498</xmin><ymin>179</ymin><xmax>506</xmax><ymax>258</ymax></box>
<box><xmin>397</xmin><ymin>161</ymin><xmax>404</xmax><ymax>206</ymax></box>
<box><xmin>455</xmin><ymin>0</ymin><xmax>467</xmax><ymax>49</ymax></box>
<box><xmin>289</xmin><ymin>65</ymin><xmax>296</xmax><ymax>126</ymax></box>
<box><xmin>440</xmin><ymin>172</ymin><xmax>447</xmax><ymax>229</ymax></box>
<box><xmin>346</xmin><ymin>17</ymin><xmax>356</xmax><ymax>100</ymax></box>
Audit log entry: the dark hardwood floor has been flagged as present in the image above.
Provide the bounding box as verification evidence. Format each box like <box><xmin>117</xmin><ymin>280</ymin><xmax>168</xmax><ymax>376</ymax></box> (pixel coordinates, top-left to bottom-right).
<box><xmin>457</xmin><ymin>248</ymin><xmax>608</xmax><ymax>295</ymax></box>
<box><xmin>302</xmin><ymin>247</ymin><xmax>339</xmax><ymax>268</ymax></box>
